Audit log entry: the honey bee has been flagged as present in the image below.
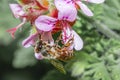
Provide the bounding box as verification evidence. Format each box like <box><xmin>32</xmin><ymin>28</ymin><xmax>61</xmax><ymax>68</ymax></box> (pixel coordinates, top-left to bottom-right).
<box><xmin>34</xmin><ymin>34</ymin><xmax>74</xmax><ymax>61</ymax></box>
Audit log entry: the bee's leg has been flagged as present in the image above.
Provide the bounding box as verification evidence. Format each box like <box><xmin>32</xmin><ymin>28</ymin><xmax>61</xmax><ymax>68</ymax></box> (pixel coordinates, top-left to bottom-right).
<box><xmin>64</xmin><ymin>37</ymin><xmax>74</xmax><ymax>48</ymax></box>
<box><xmin>38</xmin><ymin>34</ymin><xmax>41</xmax><ymax>40</ymax></box>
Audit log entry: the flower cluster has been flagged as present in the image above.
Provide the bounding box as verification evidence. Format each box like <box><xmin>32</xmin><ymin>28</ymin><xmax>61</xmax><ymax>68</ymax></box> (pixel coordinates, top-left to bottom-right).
<box><xmin>7</xmin><ymin>0</ymin><xmax>104</xmax><ymax>61</ymax></box>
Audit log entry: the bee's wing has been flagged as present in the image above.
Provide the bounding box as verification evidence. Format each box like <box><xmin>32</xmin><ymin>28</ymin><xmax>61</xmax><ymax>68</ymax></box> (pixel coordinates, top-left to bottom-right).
<box><xmin>50</xmin><ymin>59</ymin><xmax>66</xmax><ymax>74</ymax></box>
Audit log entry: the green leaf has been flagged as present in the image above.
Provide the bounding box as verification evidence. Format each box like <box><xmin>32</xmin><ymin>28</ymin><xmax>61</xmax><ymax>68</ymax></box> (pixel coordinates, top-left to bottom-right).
<box><xmin>87</xmin><ymin>62</ymin><xmax>112</xmax><ymax>80</ymax></box>
<box><xmin>71</xmin><ymin>61</ymin><xmax>88</xmax><ymax>77</ymax></box>
<box><xmin>109</xmin><ymin>64</ymin><xmax>120</xmax><ymax>80</ymax></box>
<box><xmin>101</xmin><ymin>1</ymin><xmax>120</xmax><ymax>30</ymax></box>
<box><xmin>67</xmin><ymin>52</ymin><xmax>99</xmax><ymax>77</ymax></box>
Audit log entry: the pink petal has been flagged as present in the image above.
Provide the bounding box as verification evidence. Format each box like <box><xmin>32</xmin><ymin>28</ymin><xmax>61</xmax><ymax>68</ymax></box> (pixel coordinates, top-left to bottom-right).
<box><xmin>76</xmin><ymin>1</ymin><xmax>93</xmax><ymax>16</ymax></box>
<box><xmin>55</xmin><ymin>0</ymin><xmax>77</xmax><ymax>22</ymax></box>
<box><xmin>41</xmin><ymin>32</ymin><xmax>54</xmax><ymax>45</ymax></box>
<box><xmin>6</xmin><ymin>27</ymin><xmax>17</xmax><ymax>39</ymax></box>
<box><xmin>62</xmin><ymin>24</ymin><xmax>72</xmax><ymax>43</ymax></box>
<box><xmin>58</xmin><ymin>7</ymin><xmax>77</xmax><ymax>22</ymax></box>
<box><xmin>22</xmin><ymin>33</ymin><xmax>38</xmax><ymax>48</ymax></box>
<box><xmin>72</xmin><ymin>30</ymin><xmax>83</xmax><ymax>50</ymax></box>
<box><xmin>62</xmin><ymin>28</ymin><xmax>74</xmax><ymax>50</ymax></box>
<box><xmin>86</xmin><ymin>0</ymin><xmax>105</xmax><ymax>4</ymax></box>
<box><xmin>62</xmin><ymin>27</ymin><xmax>74</xmax><ymax>50</ymax></box>
<box><xmin>9</xmin><ymin>4</ymin><xmax>25</xmax><ymax>18</ymax></box>
<box><xmin>54</xmin><ymin>0</ymin><xmax>75</xmax><ymax>11</ymax></box>
<box><xmin>35</xmin><ymin>53</ymin><xmax>43</xmax><ymax>60</ymax></box>
<box><xmin>35</xmin><ymin>16</ymin><xmax>57</xmax><ymax>31</ymax></box>
<box><xmin>62</xmin><ymin>27</ymin><xmax>83</xmax><ymax>50</ymax></box>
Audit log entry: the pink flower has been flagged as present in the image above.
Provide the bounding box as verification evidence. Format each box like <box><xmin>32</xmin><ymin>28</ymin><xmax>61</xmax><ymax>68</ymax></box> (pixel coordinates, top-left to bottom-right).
<box><xmin>22</xmin><ymin>31</ymin><xmax>54</xmax><ymax>60</ymax></box>
<box><xmin>9</xmin><ymin>4</ymin><xmax>25</xmax><ymax>18</ymax></box>
<box><xmin>7</xmin><ymin>2</ymin><xmax>48</xmax><ymax>38</ymax></box>
<box><xmin>7</xmin><ymin>4</ymin><xmax>26</xmax><ymax>38</ymax></box>
<box><xmin>55</xmin><ymin>0</ymin><xmax>105</xmax><ymax>16</ymax></box>
<box><xmin>35</xmin><ymin>4</ymin><xmax>83</xmax><ymax>50</ymax></box>
<box><xmin>62</xmin><ymin>25</ymin><xmax>83</xmax><ymax>50</ymax></box>
<box><xmin>35</xmin><ymin>2</ymin><xmax>77</xmax><ymax>31</ymax></box>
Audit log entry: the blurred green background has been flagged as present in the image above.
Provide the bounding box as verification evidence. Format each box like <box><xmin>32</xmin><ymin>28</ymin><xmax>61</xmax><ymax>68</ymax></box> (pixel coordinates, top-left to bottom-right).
<box><xmin>0</xmin><ymin>0</ymin><xmax>120</xmax><ymax>80</ymax></box>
